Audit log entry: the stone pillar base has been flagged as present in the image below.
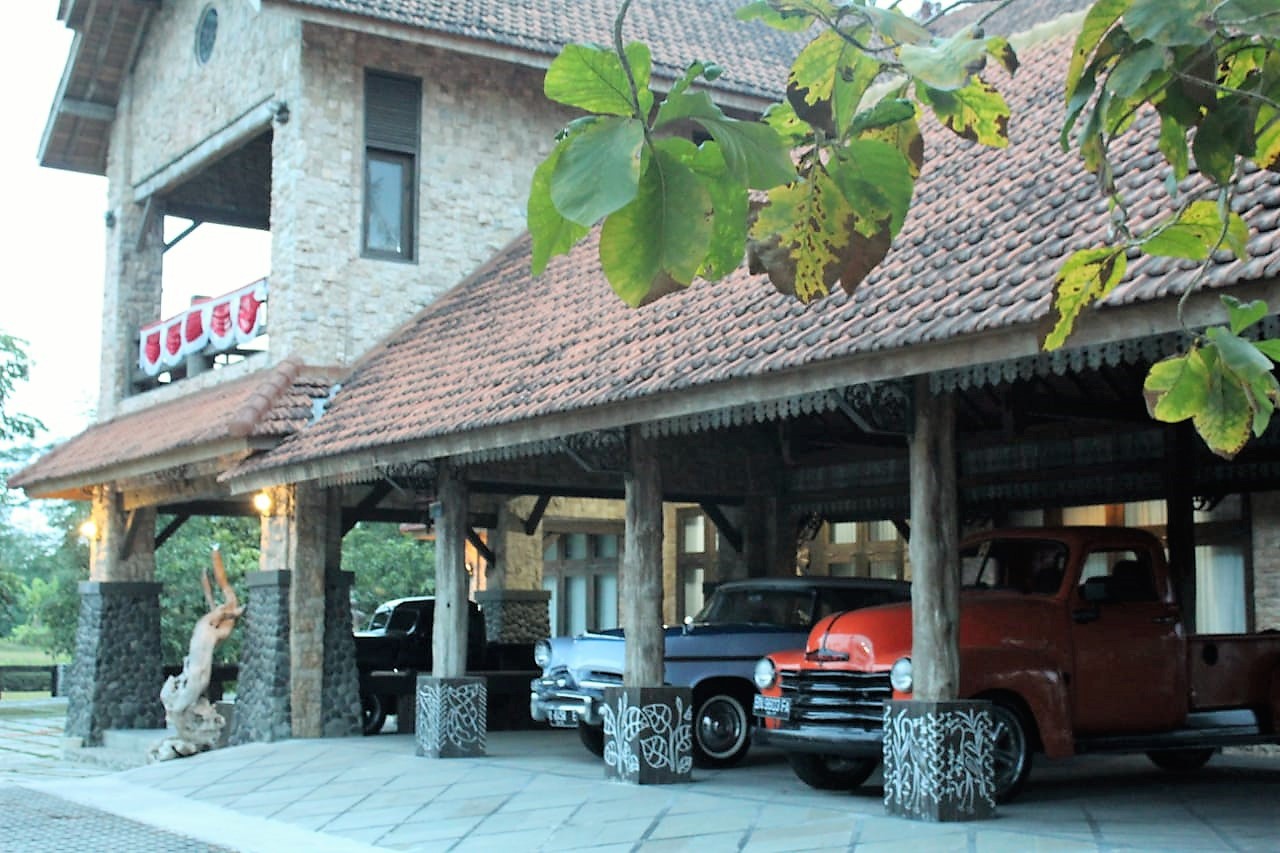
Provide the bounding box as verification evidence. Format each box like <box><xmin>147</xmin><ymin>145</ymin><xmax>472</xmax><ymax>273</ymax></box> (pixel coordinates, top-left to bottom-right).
<box><xmin>415</xmin><ymin>676</ymin><xmax>487</xmax><ymax>758</ymax></box>
<box><xmin>883</xmin><ymin>699</ymin><xmax>996</xmax><ymax>822</ymax></box>
<box><xmin>229</xmin><ymin>571</ymin><xmax>291</xmax><ymax>745</ymax></box>
<box><xmin>602</xmin><ymin>686</ymin><xmax>693</xmax><ymax>784</ymax></box>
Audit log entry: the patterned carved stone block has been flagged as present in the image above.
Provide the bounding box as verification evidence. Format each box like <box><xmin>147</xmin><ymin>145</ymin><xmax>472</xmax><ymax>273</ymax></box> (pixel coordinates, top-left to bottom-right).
<box><xmin>882</xmin><ymin>699</ymin><xmax>996</xmax><ymax>822</ymax></box>
<box><xmin>415</xmin><ymin>676</ymin><xmax>487</xmax><ymax>758</ymax></box>
<box><xmin>601</xmin><ymin>686</ymin><xmax>693</xmax><ymax>784</ymax></box>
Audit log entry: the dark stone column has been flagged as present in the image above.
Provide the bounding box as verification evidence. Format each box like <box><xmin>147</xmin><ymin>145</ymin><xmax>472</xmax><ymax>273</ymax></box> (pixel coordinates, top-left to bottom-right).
<box><xmin>601</xmin><ymin>686</ymin><xmax>693</xmax><ymax>784</ymax></box>
<box><xmin>321</xmin><ymin>570</ymin><xmax>361</xmax><ymax>737</ymax></box>
<box><xmin>415</xmin><ymin>675</ymin><xmax>487</xmax><ymax>757</ymax></box>
<box><xmin>883</xmin><ymin>699</ymin><xmax>996</xmax><ymax>821</ymax></box>
<box><xmin>473</xmin><ymin>589</ymin><xmax>550</xmax><ymax>646</ymax></box>
<box><xmin>63</xmin><ymin>581</ymin><xmax>165</xmax><ymax>746</ymax></box>
<box><xmin>229</xmin><ymin>570</ymin><xmax>292</xmax><ymax>745</ymax></box>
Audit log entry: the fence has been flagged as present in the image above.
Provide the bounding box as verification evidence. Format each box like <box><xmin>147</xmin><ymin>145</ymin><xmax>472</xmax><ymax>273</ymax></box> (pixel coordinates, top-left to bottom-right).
<box><xmin>0</xmin><ymin>664</ymin><xmax>239</xmax><ymax>699</ymax></box>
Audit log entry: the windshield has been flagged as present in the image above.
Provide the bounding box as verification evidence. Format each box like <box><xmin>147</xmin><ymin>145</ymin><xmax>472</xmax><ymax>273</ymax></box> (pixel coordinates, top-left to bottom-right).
<box><xmin>366</xmin><ymin>604</ymin><xmax>421</xmax><ymax>632</ymax></box>
<box><xmin>693</xmin><ymin>588</ymin><xmax>817</xmax><ymax>629</ymax></box>
<box><xmin>961</xmin><ymin>539</ymin><xmax>1068</xmax><ymax>596</ymax></box>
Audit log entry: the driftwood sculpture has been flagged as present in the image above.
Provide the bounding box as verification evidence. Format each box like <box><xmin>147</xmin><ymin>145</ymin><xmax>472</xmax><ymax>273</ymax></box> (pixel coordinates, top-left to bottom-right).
<box><xmin>149</xmin><ymin>545</ymin><xmax>244</xmax><ymax>762</ymax></box>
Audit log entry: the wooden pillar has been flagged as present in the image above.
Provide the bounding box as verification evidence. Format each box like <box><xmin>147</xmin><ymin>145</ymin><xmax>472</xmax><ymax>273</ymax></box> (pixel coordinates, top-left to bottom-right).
<box><xmin>1165</xmin><ymin>424</ymin><xmax>1197</xmax><ymax>632</ymax></box>
<box><xmin>908</xmin><ymin>375</ymin><xmax>959</xmax><ymax>700</ymax></box>
<box><xmin>623</xmin><ymin>429</ymin><xmax>664</xmax><ymax>687</ymax></box>
<box><xmin>433</xmin><ymin>459</ymin><xmax>470</xmax><ymax>678</ymax></box>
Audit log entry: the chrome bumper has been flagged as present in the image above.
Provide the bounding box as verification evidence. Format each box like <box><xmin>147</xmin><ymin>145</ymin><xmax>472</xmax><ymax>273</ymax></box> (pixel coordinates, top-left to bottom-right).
<box><xmin>529</xmin><ymin>679</ymin><xmax>604</xmax><ymax>726</ymax></box>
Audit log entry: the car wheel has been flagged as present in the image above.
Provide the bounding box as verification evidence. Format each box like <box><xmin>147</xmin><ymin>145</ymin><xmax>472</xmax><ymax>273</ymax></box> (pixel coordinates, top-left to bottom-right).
<box><xmin>989</xmin><ymin>700</ymin><xmax>1033</xmax><ymax>803</ymax></box>
<box><xmin>578</xmin><ymin>722</ymin><xmax>605</xmax><ymax>757</ymax></box>
<box><xmin>360</xmin><ymin>692</ymin><xmax>387</xmax><ymax>736</ymax></box>
<box><xmin>693</xmin><ymin>692</ymin><xmax>751</xmax><ymax>768</ymax></box>
<box><xmin>787</xmin><ymin>753</ymin><xmax>879</xmax><ymax>790</ymax></box>
<box><xmin>1147</xmin><ymin>748</ymin><xmax>1215</xmax><ymax>772</ymax></box>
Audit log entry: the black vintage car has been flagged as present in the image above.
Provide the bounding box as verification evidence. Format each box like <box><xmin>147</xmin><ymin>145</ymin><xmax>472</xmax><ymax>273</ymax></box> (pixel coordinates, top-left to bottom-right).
<box><xmin>354</xmin><ymin>596</ymin><xmax>486</xmax><ymax>733</ymax></box>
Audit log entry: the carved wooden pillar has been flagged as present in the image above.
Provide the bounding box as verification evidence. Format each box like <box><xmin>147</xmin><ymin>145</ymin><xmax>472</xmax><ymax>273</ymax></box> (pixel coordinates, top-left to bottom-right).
<box><xmin>606</xmin><ymin>428</ymin><xmax>691</xmax><ymax>783</ymax></box>
<box><xmin>883</xmin><ymin>376</ymin><xmax>994</xmax><ymax>821</ymax></box>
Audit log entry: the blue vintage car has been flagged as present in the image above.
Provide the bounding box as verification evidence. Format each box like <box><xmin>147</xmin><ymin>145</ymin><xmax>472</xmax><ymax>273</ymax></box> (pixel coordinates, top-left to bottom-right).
<box><xmin>529</xmin><ymin>576</ymin><xmax>909</xmax><ymax>767</ymax></box>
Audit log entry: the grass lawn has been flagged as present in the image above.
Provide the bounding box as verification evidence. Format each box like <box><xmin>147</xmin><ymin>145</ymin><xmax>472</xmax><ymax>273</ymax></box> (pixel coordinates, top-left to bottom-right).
<box><xmin>0</xmin><ymin>640</ymin><xmax>65</xmax><ymax>667</ymax></box>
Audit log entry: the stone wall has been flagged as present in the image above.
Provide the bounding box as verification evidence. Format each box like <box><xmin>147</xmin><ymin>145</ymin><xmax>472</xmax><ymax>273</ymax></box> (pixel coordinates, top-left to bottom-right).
<box><xmin>474</xmin><ymin>590</ymin><xmax>550</xmax><ymax>645</ymax></box>
<box><xmin>229</xmin><ymin>571</ymin><xmax>292</xmax><ymax>745</ymax></box>
<box><xmin>63</xmin><ymin>582</ymin><xmax>165</xmax><ymax>746</ymax></box>
<box><xmin>1251</xmin><ymin>491</ymin><xmax>1280</xmax><ymax>630</ymax></box>
<box><xmin>321</xmin><ymin>572</ymin><xmax>361</xmax><ymax>737</ymax></box>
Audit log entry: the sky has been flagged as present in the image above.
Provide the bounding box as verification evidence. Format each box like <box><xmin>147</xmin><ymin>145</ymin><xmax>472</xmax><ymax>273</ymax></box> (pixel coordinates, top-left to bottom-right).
<box><xmin>3</xmin><ymin>3</ymin><xmax>269</xmax><ymax>447</ymax></box>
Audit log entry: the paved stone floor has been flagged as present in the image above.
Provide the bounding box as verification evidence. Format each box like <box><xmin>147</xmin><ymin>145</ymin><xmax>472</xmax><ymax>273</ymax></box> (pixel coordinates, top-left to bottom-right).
<box><xmin>2</xmin><ymin>698</ymin><xmax>1279</xmax><ymax>851</ymax></box>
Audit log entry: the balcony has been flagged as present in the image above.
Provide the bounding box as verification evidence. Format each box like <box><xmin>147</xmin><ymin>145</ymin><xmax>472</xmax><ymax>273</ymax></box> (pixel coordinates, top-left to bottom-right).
<box><xmin>135</xmin><ymin>278</ymin><xmax>268</xmax><ymax>392</ymax></box>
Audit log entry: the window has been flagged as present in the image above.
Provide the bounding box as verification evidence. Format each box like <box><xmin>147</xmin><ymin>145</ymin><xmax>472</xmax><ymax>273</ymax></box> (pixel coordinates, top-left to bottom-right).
<box><xmin>542</xmin><ymin>525</ymin><xmax>622</xmax><ymax>633</ymax></box>
<box><xmin>676</xmin><ymin>510</ymin><xmax>717</xmax><ymax>620</ymax></box>
<box><xmin>363</xmin><ymin>71</ymin><xmax>420</xmax><ymax>261</ymax></box>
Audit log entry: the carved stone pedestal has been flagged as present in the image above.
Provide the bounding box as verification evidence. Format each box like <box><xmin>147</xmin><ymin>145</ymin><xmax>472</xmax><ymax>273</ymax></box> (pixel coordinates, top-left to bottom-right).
<box><xmin>602</xmin><ymin>686</ymin><xmax>693</xmax><ymax>784</ymax></box>
<box><xmin>883</xmin><ymin>699</ymin><xmax>996</xmax><ymax>822</ymax></box>
<box><xmin>415</xmin><ymin>676</ymin><xmax>487</xmax><ymax>758</ymax></box>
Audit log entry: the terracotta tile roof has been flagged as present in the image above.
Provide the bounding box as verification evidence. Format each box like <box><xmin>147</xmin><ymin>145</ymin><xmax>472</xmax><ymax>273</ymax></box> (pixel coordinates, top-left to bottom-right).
<box><xmin>232</xmin><ymin>32</ymin><xmax>1280</xmax><ymax>485</ymax></box>
<box><xmin>285</xmin><ymin>0</ymin><xmax>807</xmax><ymax>100</ymax></box>
<box><xmin>930</xmin><ymin>0</ymin><xmax>1094</xmax><ymax>36</ymax></box>
<box><xmin>9</xmin><ymin>360</ymin><xmax>343</xmax><ymax>498</ymax></box>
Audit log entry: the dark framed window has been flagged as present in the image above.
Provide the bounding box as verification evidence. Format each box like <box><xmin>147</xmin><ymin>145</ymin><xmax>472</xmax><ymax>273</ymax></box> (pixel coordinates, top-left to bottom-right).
<box><xmin>363</xmin><ymin>71</ymin><xmax>420</xmax><ymax>261</ymax></box>
<box><xmin>543</xmin><ymin>525</ymin><xmax>622</xmax><ymax>634</ymax></box>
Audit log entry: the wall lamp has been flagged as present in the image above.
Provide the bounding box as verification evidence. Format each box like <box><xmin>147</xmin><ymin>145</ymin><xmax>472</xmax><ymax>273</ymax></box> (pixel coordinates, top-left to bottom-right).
<box><xmin>78</xmin><ymin>520</ymin><xmax>98</xmax><ymax>541</ymax></box>
<box><xmin>252</xmin><ymin>491</ymin><xmax>273</xmax><ymax>516</ymax></box>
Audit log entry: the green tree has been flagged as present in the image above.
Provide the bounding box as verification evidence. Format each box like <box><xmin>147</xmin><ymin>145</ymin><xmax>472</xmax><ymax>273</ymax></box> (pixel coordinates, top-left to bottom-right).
<box><xmin>343</xmin><ymin>522</ymin><xmax>436</xmax><ymax>625</ymax></box>
<box><xmin>0</xmin><ymin>333</ymin><xmax>43</xmax><ymax>443</ymax></box>
<box><xmin>529</xmin><ymin>0</ymin><xmax>1280</xmax><ymax>458</ymax></box>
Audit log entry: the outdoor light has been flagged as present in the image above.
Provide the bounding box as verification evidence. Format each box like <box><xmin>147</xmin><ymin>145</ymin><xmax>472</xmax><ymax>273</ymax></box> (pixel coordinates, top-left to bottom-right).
<box><xmin>78</xmin><ymin>520</ymin><xmax>97</xmax><ymax>540</ymax></box>
<box><xmin>253</xmin><ymin>491</ymin><xmax>273</xmax><ymax>515</ymax></box>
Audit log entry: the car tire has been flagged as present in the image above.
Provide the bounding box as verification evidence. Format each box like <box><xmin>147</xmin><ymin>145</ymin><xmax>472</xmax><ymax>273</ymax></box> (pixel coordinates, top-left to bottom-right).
<box><xmin>1147</xmin><ymin>748</ymin><xmax>1215</xmax><ymax>772</ymax></box>
<box><xmin>787</xmin><ymin>753</ymin><xmax>879</xmax><ymax>790</ymax></box>
<box><xmin>693</xmin><ymin>692</ymin><xmax>751</xmax><ymax>768</ymax></box>
<box><xmin>361</xmin><ymin>692</ymin><xmax>387</xmax><ymax>736</ymax></box>
<box><xmin>989</xmin><ymin>700</ymin><xmax>1033</xmax><ymax>803</ymax></box>
<box><xmin>578</xmin><ymin>722</ymin><xmax>605</xmax><ymax>757</ymax></box>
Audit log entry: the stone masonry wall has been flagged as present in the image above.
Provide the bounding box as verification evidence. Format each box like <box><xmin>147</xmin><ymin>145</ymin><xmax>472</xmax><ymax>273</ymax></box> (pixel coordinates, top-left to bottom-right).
<box><xmin>269</xmin><ymin>24</ymin><xmax>569</xmax><ymax>366</ymax></box>
<box><xmin>64</xmin><ymin>582</ymin><xmax>165</xmax><ymax>746</ymax></box>
<box><xmin>229</xmin><ymin>571</ymin><xmax>292</xmax><ymax>745</ymax></box>
<box><xmin>321</xmin><ymin>571</ymin><xmax>361</xmax><ymax>737</ymax></box>
<box><xmin>474</xmin><ymin>590</ymin><xmax>550</xmax><ymax>645</ymax></box>
<box><xmin>1251</xmin><ymin>491</ymin><xmax>1280</xmax><ymax>630</ymax></box>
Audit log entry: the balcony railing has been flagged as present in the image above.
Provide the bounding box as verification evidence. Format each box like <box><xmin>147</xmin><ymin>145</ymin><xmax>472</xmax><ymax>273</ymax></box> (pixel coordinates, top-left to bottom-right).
<box><xmin>136</xmin><ymin>278</ymin><xmax>267</xmax><ymax>387</ymax></box>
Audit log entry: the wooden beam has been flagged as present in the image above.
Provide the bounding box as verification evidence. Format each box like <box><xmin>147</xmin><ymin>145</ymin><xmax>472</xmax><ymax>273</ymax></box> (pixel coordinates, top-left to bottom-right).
<box><xmin>908</xmin><ymin>376</ymin><xmax>960</xmax><ymax>702</ymax></box>
<box><xmin>1165</xmin><ymin>425</ymin><xmax>1197</xmax><ymax>632</ymax></box>
<box><xmin>154</xmin><ymin>513</ymin><xmax>191</xmax><ymax>549</ymax></box>
<box><xmin>340</xmin><ymin>481</ymin><xmax>394</xmax><ymax>535</ymax></box>
<box><xmin>118</xmin><ymin>509</ymin><xmax>141</xmax><ymax>561</ymax></box>
<box><xmin>623</xmin><ymin>428</ymin><xmax>664</xmax><ymax>687</ymax></box>
<box><xmin>522</xmin><ymin>494</ymin><xmax>551</xmax><ymax>535</ymax></box>
<box><xmin>466</xmin><ymin>528</ymin><xmax>494</xmax><ymax>567</ymax></box>
<box><xmin>432</xmin><ymin>461</ymin><xmax>470</xmax><ymax>678</ymax></box>
<box><xmin>59</xmin><ymin>97</ymin><xmax>115</xmax><ymax>122</ymax></box>
<box><xmin>699</xmin><ymin>502</ymin><xmax>743</xmax><ymax>554</ymax></box>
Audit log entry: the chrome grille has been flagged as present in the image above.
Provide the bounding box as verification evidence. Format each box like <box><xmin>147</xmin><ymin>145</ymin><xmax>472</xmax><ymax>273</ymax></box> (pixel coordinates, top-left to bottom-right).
<box><xmin>779</xmin><ymin>669</ymin><xmax>890</xmax><ymax>727</ymax></box>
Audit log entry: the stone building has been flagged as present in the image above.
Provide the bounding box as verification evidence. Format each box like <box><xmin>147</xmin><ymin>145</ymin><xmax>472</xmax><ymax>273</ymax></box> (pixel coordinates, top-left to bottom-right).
<box><xmin>11</xmin><ymin>0</ymin><xmax>1280</xmax><ymax>808</ymax></box>
<box><xmin>13</xmin><ymin>0</ymin><xmax>792</xmax><ymax>744</ymax></box>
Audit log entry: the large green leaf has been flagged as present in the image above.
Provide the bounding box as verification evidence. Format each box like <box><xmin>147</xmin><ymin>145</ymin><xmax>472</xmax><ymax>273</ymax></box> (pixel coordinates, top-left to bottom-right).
<box><xmin>828</xmin><ymin>139</ymin><xmax>915</xmax><ymax>238</ymax></box>
<box><xmin>850</xmin><ymin>99</ymin><xmax>916</xmax><ymax>136</ymax></box>
<box><xmin>1045</xmin><ymin>248</ymin><xmax>1127</xmax><ymax>350</ymax></box>
<box><xmin>690</xmin><ymin>144</ymin><xmax>749</xmax><ymax>280</ymax></box>
<box><xmin>1193</xmin><ymin>345</ymin><xmax>1258</xmax><ymax>458</ymax></box>
<box><xmin>917</xmin><ymin>78</ymin><xmax>1011</xmax><ymax>148</ymax></box>
<box><xmin>900</xmin><ymin>28</ymin><xmax>990</xmax><ymax>92</ymax></box>
<box><xmin>528</xmin><ymin>142</ymin><xmax>591</xmax><ymax>275</ymax></box>
<box><xmin>1140</xmin><ymin>199</ymin><xmax>1249</xmax><ymax>260</ymax></box>
<box><xmin>734</xmin><ymin>0</ymin><xmax>827</xmax><ymax>32</ymax></box>
<box><xmin>859</xmin><ymin>5</ymin><xmax>931</xmax><ymax>45</ymax></box>
<box><xmin>1217</xmin><ymin>0</ymin><xmax>1280</xmax><ymax>37</ymax></box>
<box><xmin>550</xmin><ymin>117</ymin><xmax>646</xmax><ymax>226</ymax></box>
<box><xmin>655</xmin><ymin>90</ymin><xmax>794</xmax><ymax>189</ymax></box>
<box><xmin>1105</xmin><ymin>43</ymin><xmax>1170</xmax><ymax>99</ymax></box>
<box><xmin>1207</xmin><ymin>326</ymin><xmax>1280</xmax><ymax>436</ymax></box>
<box><xmin>750</xmin><ymin>172</ymin><xmax>855</xmax><ymax>303</ymax></box>
<box><xmin>1067</xmin><ymin>0</ymin><xmax>1132</xmax><ymax>97</ymax></box>
<box><xmin>1124</xmin><ymin>0</ymin><xmax>1216</xmax><ymax>47</ymax></box>
<box><xmin>1144</xmin><ymin>350</ymin><xmax>1210</xmax><ymax>423</ymax></box>
<box><xmin>544</xmin><ymin>42</ymin><xmax>654</xmax><ymax>117</ymax></box>
<box><xmin>1193</xmin><ymin>102</ymin><xmax>1253</xmax><ymax>184</ymax></box>
<box><xmin>862</xmin><ymin>114</ymin><xmax>925</xmax><ymax>178</ymax></box>
<box><xmin>598</xmin><ymin>139</ymin><xmax>713</xmax><ymax>306</ymax></box>
<box><xmin>1157</xmin><ymin>112</ymin><xmax>1191</xmax><ymax>181</ymax></box>
<box><xmin>789</xmin><ymin>28</ymin><xmax>880</xmax><ymax>135</ymax></box>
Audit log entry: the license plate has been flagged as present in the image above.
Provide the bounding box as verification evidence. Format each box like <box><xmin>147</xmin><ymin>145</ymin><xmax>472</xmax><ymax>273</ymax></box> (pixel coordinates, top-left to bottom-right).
<box><xmin>753</xmin><ymin>694</ymin><xmax>791</xmax><ymax>719</ymax></box>
<box><xmin>548</xmin><ymin>708</ymin><xmax>579</xmax><ymax>728</ymax></box>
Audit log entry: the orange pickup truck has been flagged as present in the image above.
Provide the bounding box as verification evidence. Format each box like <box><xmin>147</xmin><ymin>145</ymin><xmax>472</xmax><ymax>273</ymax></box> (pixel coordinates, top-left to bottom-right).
<box><xmin>752</xmin><ymin>526</ymin><xmax>1280</xmax><ymax>802</ymax></box>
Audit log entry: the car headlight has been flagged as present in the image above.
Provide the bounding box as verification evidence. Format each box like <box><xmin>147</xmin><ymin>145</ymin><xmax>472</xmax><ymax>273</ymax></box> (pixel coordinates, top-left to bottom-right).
<box><xmin>889</xmin><ymin>656</ymin><xmax>913</xmax><ymax>693</ymax></box>
<box><xmin>533</xmin><ymin>639</ymin><xmax>552</xmax><ymax>669</ymax></box>
<box><xmin>753</xmin><ymin>657</ymin><xmax>777</xmax><ymax>690</ymax></box>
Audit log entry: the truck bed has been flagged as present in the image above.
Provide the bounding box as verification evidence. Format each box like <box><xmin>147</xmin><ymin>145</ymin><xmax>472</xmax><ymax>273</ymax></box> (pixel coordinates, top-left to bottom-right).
<box><xmin>1187</xmin><ymin>633</ymin><xmax>1280</xmax><ymax>718</ymax></box>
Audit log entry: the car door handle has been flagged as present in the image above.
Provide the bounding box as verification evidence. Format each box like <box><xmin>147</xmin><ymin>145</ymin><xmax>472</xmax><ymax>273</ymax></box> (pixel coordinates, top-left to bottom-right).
<box><xmin>1151</xmin><ymin>614</ymin><xmax>1178</xmax><ymax>624</ymax></box>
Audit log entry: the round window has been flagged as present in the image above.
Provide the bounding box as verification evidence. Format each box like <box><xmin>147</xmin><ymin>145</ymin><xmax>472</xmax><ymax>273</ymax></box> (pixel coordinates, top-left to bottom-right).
<box><xmin>195</xmin><ymin>5</ymin><xmax>218</xmax><ymax>65</ymax></box>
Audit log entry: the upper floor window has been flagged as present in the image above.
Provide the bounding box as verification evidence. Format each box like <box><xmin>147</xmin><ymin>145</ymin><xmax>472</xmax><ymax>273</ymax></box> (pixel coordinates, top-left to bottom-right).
<box><xmin>363</xmin><ymin>71</ymin><xmax>420</xmax><ymax>262</ymax></box>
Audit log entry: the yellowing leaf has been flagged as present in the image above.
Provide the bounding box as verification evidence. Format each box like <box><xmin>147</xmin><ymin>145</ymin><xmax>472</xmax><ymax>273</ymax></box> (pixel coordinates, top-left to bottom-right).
<box><xmin>1045</xmin><ymin>248</ymin><xmax>1127</xmax><ymax>350</ymax></box>
<box><xmin>1192</xmin><ymin>346</ymin><xmax>1254</xmax><ymax>459</ymax></box>
<box><xmin>1144</xmin><ymin>351</ymin><xmax>1209</xmax><ymax>423</ymax></box>
<box><xmin>1067</xmin><ymin>0</ymin><xmax>1131</xmax><ymax>97</ymax></box>
<box><xmin>789</xmin><ymin>29</ymin><xmax>881</xmax><ymax>135</ymax></box>
<box><xmin>750</xmin><ymin>173</ymin><xmax>855</xmax><ymax>303</ymax></box>
<box><xmin>917</xmin><ymin>78</ymin><xmax>1011</xmax><ymax>148</ymax></box>
<box><xmin>900</xmin><ymin>28</ymin><xmax>990</xmax><ymax>92</ymax></box>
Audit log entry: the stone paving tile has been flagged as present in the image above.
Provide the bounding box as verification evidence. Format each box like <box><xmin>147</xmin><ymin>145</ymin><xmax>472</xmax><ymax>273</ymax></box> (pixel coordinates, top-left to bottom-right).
<box><xmin>648</xmin><ymin>806</ymin><xmax>757</xmax><ymax>839</ymax></box>
<box><xmin>266</xmin><ymin>791</ymin><xmax>370</xmax><ymax>819</ymax></box>
<box><xmin>470</xmin><ymin>802</ymin><xmax>577</xmax><ymax>834</ymax></box>
<box><xmin>741</xmin><ymin>819</ymin><xmax>858</xmax><ymax>852</ymax></box>
<box><xmin>638</xmin><ymin>831</ymin><xmax>746</xmax><ymax>852</ymax></box>
<box><xmin>973</xmin><ymin>830</ymin><xmax>1100</xmax><ymax>852</ymax></box>
<box><xmin>375</xmin><ymin>813</ymin><xmax>484</xmax><ymax>846</ymax></box>
<box><xmin>321</xmin><ymin>803</ymin><xmax>423</xmax><ymax>832</ymax></box>
<box><xmin>450</xmin><ymin>826</ymin><xmax>558</xmax><ymax>851</ymax></box>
